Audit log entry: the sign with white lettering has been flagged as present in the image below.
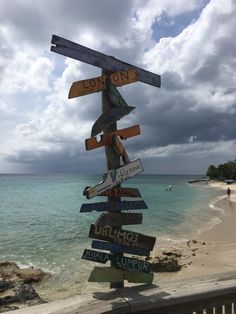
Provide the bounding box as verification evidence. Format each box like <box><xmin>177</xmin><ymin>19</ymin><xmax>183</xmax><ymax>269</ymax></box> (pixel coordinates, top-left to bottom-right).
<box><xmin>85</xmin><ymin>159</ymin><xmax>143</xmax><ymax>199</ymax></box>
<box><xmin>82</xmin><ymin>249</ymin><xmax>151</xmax><ymax>273</ymax></box>
<box><xmin>89</xmin><ymin>224</ymin><xmax>156</xmax><ymax>251</ymax></box>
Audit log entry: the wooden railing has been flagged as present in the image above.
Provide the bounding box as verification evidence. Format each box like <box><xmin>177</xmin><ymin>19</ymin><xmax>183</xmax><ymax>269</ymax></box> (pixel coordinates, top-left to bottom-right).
<box><xmin>7</xmin><ymin>270</ymin><xmax>236</xmax><ymax>314</ymax></box>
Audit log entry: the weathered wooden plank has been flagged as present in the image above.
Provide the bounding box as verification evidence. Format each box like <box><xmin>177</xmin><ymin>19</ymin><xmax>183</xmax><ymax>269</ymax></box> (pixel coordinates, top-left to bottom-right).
<box><xmin>85</xmin><ymin>159</ymin><xmax>143</xmax><ymax>199</ymax></box>
<box><xmin>89</xmin><ymin>224</ymin><xmax>156</xmax><ymax>251</ymax></box>
<box><xmin>82</xmin><ymin>249</ymin><xmax>151</xmax><ymax>273</ymax></box>
<box><xmin>92</xmin><ymin>240</ymin><xmax>150</xmax><ymax>256</ymax></box>
<box><xmin>84</xmin><ymin>186</ymin><xmax>142</xmax><ymax>198</ymax></box>
<box><xmin>112</xmin><ymin>135</ymin><xmax>130</xmax><ymax>164</ymax></box>
<box><xmin>69</xmin><ymin>69</ymin><xmax>139</xmax><ymax>98</ymax></box>
<box><xmin>107</xmin><ymin>77</ymin><xmax>128</xmax><ymax>107</ymax></box>
<box><xmin>95</xmin><ymin>212</ymin><xmax>143</xmax><ymax>226</ymax></box>
<box><xmin>51</xmin><ymin>35</ymin><xmax>161</xmax><ymax>88</ymax></box>
<box><xmin>88</xmin><ymin>267</ymin><xmax>153</xmax><ymax>284</ymax></box>
<box><xmin>80</xmin><ymin>200</ymin><xmax>147</xmax><ymax>212</ymax></box>
<box><xmin>85</xmin><ymin>124</ymin><xmax>140</xmax><ymax>151</ymax></box>
<box><xmin>91</xmin><ymin>106</ymin><xmax>135</xmax><ymax>137</ymax></box>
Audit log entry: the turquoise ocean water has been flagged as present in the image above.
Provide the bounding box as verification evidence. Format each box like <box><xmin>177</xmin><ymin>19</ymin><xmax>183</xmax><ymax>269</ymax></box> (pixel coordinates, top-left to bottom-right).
<box><xmin>0</xmin><ymin>174</ymin><xmax>224</xmax><ymax>299</ymax></box>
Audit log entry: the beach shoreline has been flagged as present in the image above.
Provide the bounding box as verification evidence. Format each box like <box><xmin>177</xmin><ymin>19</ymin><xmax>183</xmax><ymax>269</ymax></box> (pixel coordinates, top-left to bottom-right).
<box><xmin>155</xmin><ymin>180</ymin><xmax>236</xmax><ymax>282</ymax></box>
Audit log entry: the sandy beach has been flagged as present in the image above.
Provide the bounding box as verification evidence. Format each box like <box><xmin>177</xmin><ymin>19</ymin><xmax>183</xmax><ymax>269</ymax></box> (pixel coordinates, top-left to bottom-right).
<box><xmin>158</xmin><ymin>180</ymin><xmax>236</xmax><ymax>282</ymax></box>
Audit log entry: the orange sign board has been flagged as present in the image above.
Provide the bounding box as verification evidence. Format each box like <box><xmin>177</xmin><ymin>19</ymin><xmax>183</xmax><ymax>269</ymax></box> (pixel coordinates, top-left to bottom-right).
<box><xmin>69</xmin><ymin>68</ymin><xmax>139</xmax><ymax>98</ymax></box>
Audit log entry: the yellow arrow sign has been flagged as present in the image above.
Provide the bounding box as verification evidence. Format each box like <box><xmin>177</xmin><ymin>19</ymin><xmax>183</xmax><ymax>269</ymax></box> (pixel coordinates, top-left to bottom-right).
<box><xmin>68</xmin><ymin>68</ymin><xmax>138</xmax><ymax>98</ymax></box>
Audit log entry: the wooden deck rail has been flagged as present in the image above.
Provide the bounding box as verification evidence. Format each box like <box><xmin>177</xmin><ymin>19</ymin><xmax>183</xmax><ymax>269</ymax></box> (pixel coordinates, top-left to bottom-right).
<box><xmin>7</xmin><ymin>270</ymin><xmax>236</xmax><ymax>314</ymax></box>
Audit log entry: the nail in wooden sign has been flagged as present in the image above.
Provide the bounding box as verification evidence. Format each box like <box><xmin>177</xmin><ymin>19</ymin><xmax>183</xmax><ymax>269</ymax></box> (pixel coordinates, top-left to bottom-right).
<box><xmin>106</xmin><ymin>77</ymin><xmax>128</xmax><ymax>107</ymax></box>
<box><xmin>95</xmin><ymin>212</ymin><xmax>143</xmax><ymax>226</ymax></box>
<box><xmin>91</xmin><ymin>106</ymin><xmax>135</xmax><ymax>137</ymax></box>
<box><xmin>92</xmin><ymin>240</ymin><xmax>150</xmax><ymax>256</ymax></box>
<box><xmin>69</xmin><ymin>69</ymin><xmax>139</xmax><ymax>98</ymax></box>
<box><xmin>89</xmin><ymin>224</ymin><xmax>156</xmax><ymax>251</ymax></box>
<box><xmin>85</xmin><ymin>124</ymin><xmax>140</xmax><ymax>151</ymax></box>
<box><xmin>51</xmin><ymin>35</ymin><xmax>161</xmax><ymax>88</ymax></box>
<box><xmin>85</xmin><ymin>159</ymin><xmax>143</xmax><ymax>199</ymax></box>
<box><xmin>84</xmin><ymin>186</ymin><xmax>141</xmax><ymax>198</ymax></box>
<box><xmin>82</xmin><ymin>249</ymin><xmax>151</xmax><ymax>273</ymax></box>
<box><xmin>88</xmin><ymin>267</ymin><xmax>154</xmax><ymax>284</ymax></box>
<box><xmin>80</xmin><ymin>200</ymin><xmax>148</xmax><ymax>212</ymax></box>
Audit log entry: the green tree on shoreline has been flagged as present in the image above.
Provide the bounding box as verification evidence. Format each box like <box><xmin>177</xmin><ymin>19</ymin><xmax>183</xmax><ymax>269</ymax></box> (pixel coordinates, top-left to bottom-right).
<box><xmin>206</xmin><ymin>159</ymin><xmax>236</xmax><ymax>180</ymax></box>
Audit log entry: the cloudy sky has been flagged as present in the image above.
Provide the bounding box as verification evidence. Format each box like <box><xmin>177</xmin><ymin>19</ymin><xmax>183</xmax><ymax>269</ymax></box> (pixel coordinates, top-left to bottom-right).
<box><xmin>0</xmin><ymin>0</ymin><xmax>236</xmax><ymax>175</ymax></box>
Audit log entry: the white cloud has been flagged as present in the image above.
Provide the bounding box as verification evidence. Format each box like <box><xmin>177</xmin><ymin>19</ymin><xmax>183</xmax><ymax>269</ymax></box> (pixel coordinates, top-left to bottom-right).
<box><xmin>0</xmin><ymin>0</ymin><xmax>236</xmax><ymax>173</ymax></box>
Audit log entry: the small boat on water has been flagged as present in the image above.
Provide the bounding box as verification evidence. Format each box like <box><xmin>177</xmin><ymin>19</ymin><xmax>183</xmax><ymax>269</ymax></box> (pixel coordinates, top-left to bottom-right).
<box><xmin>188</xmin><ymin>177</ymin><xmax>210</xmax><ymax>184</ymax></box>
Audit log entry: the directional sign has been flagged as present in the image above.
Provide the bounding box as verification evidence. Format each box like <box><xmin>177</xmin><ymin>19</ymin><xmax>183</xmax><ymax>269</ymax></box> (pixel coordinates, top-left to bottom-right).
<box><xmin>84</xmin><ymin>186</ymin><xmax>141</xmax><ymax>198</ymax></box>
<box><xmin>89</xmin><ymin>224</ymin><xmax>156</xmax><ymax>251</ymax></box>
<box><xmin>51</xmin><ymin>35</ymin><xmax>161</xmax><ymax>88</ymax></box>
<box><xmin>85</xmin><ymin>159</ymin><xmax>143</xmax><ymax>199</ymax></box>
<box><xmin>82</xmin><ymin>249</ymin><xmax>151</xmax><ymax>273</ymax></box>
<box><xmin>107</xmin><ymin>77</ymin><xmax>128</xmax><ymax>107</ymax></box>
<box><xmin>80</xmin><ymin>200</ymin><xmax>148</xmax><ymax>212</ymax></box>
<box><xmin>91</xmin><ymin>106</ymin><xmax>135</xmax><ymax>137</ymax></box>
<box><xmin>69</xmin><ymin>69</ymin><xmax>139</xmax><ymax>98</ymax></box>
<box><xmin>92</xmin><ymin>240</ymin><xmax>150</xmax><ymax>256</ymax></box>
<box><xmin>84</xmin><ymin>187</ymin><xmax>141</xmax><ymax>198</ymax></box>
<box><xmin>95</xmin><ymin>212</ymin><xmax>143</xmax><ymax>226</ymax></box>
<box><xmin>85</xmin><ymin>124</ymin><xmax>140</xmax><ymax>151</ymax></box>
<box><xmin>88</xmin><ymin>267</ymin><xmax>154</xmax><ymax>283</ymax></box>
<box><xmin>112</xmin><ymin>135</ymin><xmax>130</xmax><ymax>164</ymax></box>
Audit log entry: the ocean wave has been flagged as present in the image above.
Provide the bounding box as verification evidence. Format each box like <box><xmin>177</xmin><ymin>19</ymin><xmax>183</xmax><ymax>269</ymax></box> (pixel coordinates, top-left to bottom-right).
<box><xmin>209</xmin><ymin>196</ymin><xmax>226</xmax><ymax>214</ymax></box>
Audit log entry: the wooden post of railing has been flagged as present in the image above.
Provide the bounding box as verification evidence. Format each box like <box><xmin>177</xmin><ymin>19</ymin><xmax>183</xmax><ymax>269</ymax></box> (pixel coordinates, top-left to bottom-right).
<box><xmin>102</xmin><ymin>69</ymin><xmax>123</xmax><ymax>289</ymax></box>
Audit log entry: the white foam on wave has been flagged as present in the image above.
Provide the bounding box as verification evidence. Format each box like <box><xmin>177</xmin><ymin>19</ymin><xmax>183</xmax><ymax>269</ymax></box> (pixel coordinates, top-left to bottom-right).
<box><xmin>209</xmin><ymin>195</ymin><xmax>226</xmax><ymax>214</ymax></box>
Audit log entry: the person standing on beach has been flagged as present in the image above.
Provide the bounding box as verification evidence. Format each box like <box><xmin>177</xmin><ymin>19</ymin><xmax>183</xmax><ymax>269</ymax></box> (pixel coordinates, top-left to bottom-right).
<box><xmin>227</xmin><ymin>187</ymin><xmax>231</xmax><ymax>197</ymax></box>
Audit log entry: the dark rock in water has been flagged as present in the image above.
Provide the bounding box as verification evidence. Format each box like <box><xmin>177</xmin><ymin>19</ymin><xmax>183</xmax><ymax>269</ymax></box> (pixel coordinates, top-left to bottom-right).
<box><xmin>0</xmin><ymin>281</ymin><xmax>13</xmax><ymax>293</ymax></box>
<box><xmin>0</xmin><ymin>261</ymin><xmax>49</xmax><ymax>283</ymax></box>
<box><xmin>0</xmin><ymin>262</ymin><xmax>48</xmax><ymax>311</ymax></box>
<box><xmin>16</xmin><ymin>284</ymin><xmax>40</xmax><ymax>302</ymax></box>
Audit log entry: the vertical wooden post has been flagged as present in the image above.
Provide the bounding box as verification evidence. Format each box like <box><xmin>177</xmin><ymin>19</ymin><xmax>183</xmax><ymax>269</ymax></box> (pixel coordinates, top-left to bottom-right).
<box><xmin>102</xmin><ymin>69</ymin><xmax>124</xmax><ymax>289</ymax></box>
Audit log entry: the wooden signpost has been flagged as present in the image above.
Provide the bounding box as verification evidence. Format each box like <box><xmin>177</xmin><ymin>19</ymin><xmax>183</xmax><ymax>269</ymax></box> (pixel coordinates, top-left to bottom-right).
<box><xmin>82</xmin><ymin>249</ymin><xmax>151</xmax><ymax>273</ymax></box>
<box><xmin>51</xmin><ymin>35</ymin><xmax>161</xmax><ymax>88</ymax></box>
<box><xmin>111</xmin><ymin>135</ymin><xmax>130</xmax><ymax>164</ymax></box>
<box><xmin>85</xmin><ymin>124</ymin><xmax>140</xmax><ymax>151</ymax></box>
<box><xmin>84</xmin><ymin>186</ymin><xmax>142</xmax><ymax>198</ymax></box>
<box><xmin>85</xmin><ymin>159</ymin><xmax>143</xmax><ymax>199</ymax></box>
<box><xmin>88</xmin><ymin>267</ymin><xmax>154</xmax><ymax>284</ymax></box>
<box><xmin>92</xmin><ymin>240</ymin><xmax>150</xmax><ymax>256</ymax></box>
<box><xmin>69</xmin><ymin>69</ymin><xmax>139</xmax><ymax>98</ymax></box>
<box><xmin>80</xmin><ymin>200</ymin><xmax>148</xmax><ymax>212</ymax></box>
<box><xmin>91</xmin><ymin>105</ymin><xmax>135</xmax><ymax>137</ymax></box>
<box><xmin>95</xmin><ymin>212</ymin><xmax>143</xmax><ymax>226</ymax></box>
<box><xmin>89</xmin><ymin>224</ymin><xmax>156</xmax><ymax>251</ymax></box>
<box><xmin>51</xmin><ymin>34</ymin><xmax>160</xmax><ymax>288</ymax></box>
<box><xmin>106</xmin><ymin>77</ymin><xmax>129</xmax><ymax>107</ymax></box>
